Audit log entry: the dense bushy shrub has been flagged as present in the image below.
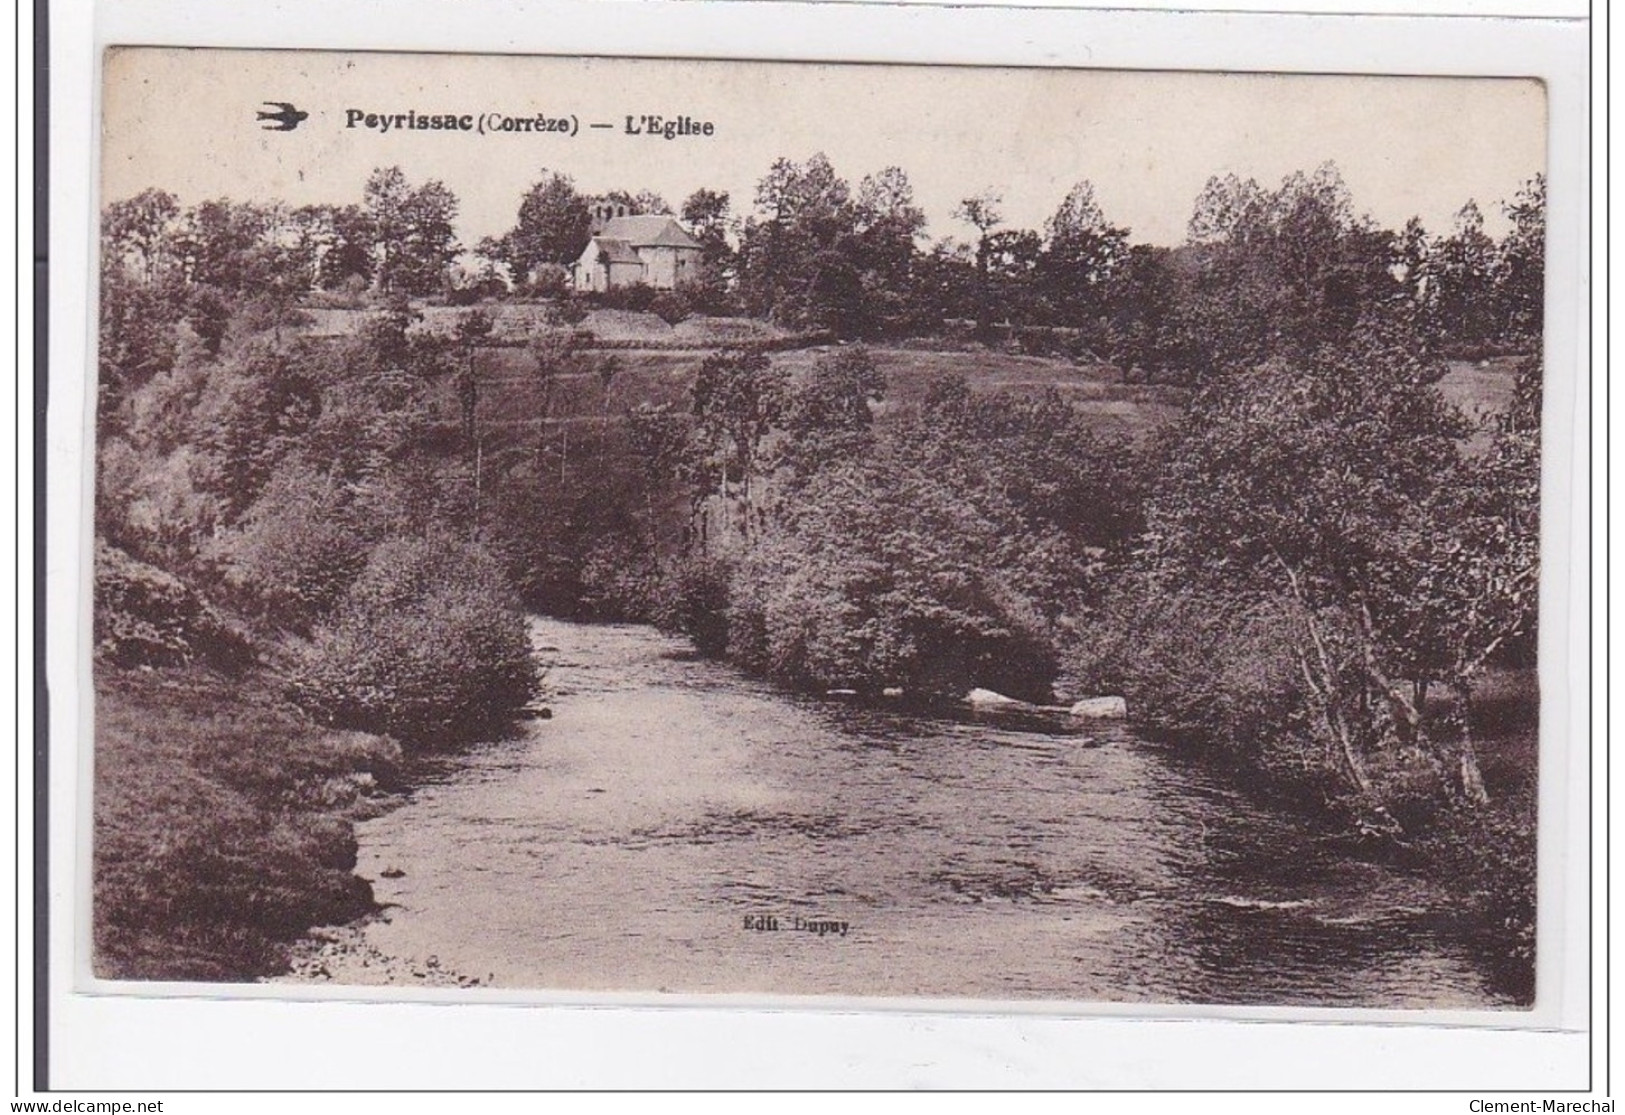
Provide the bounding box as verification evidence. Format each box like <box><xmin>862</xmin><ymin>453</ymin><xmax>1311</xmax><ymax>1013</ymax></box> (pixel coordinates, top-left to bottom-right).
<box><xmin>1415</xmin><ymin>795</ymin><xmax>1537</xmax><ymax>1004</ymax></box>
<box><xmin>94</xmin><ymin>541</ymin><xmax>253</xmax><ymax>670</ymax></box>
<box><xmin>649</xmin><ymin>290</ymin><xmax>693</xmax><ymax>326</ymax></box>
<box><xmin>1014</xmin><ymin>326</ymin><xmax>1065</xmax><ymax>358</ymax></box>
<box><xmin>96</xmin><ymin>439</ymin><xmax>220</xmax><ymax>575</ymax></box>
<box><xmin>286</xmin><ymin>537</ymin><xmax>538</xmax><ymax>745</ymax></box>
<box><xmin>715</xmin><ymin>449</ymin><xmax>1061</xmax><ymax>701</ymax></box>
<box><xmin>187</xmin><ymin>286</ymin><xmax>233</xmax><ymax>354</ymax></box>
<box><xmin>187</xmin><ymin>339</ymin><xmax>326</xmax><ymax>523</ymax></box>
<box><xmin>1078</xmin><ymin>578</ymin><xmax>1308</xmax><ymax>765</ymax></box>
<box><xmin>677</xmin><ymin>275</ymin><xmax>735</xmax><ymax>318</ymax></box>
<box><xmin>727</xmin><ymin>530</ymin><xmax>1056</xmax><ymax>701</ymax></box>
<box><xmin>596</xmin><ymin>282</ymin><xmax>658</xmax><ymax>313</ymax></box>
<box><xmin>233</xmin><ymin>296</ymin><xmax>313</xmax><ymax>338</ymax></box>
<box><xmin>551</xmin><ymin>296</ymin><xmax>591</xmax><ymax>326</ymax></box>
<box><xmin>653</xmin><ymin>555</ymin><xmax>734</xmax><ymax>657</ymax></box>
<box><xmin>576</xmin><ymin>535</ymin><xmax>664</xmax><ymax>621</ymax></box>
<box><xmin>304</xmin><ymin>275</ymin><xmax>373</xmax><ymax>310</ymax></box>
<box><xmin>209</xmin><ymin>464</ymin><xmax>376</xmax><ymax>633</ymax></box>
<box><xmin>520</xmin><ymin>264</ymin><xmax>571</xmax><ymax>301</ymax></box>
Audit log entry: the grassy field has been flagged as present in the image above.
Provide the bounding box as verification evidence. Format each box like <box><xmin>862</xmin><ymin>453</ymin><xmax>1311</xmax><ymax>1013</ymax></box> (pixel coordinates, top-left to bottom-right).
<box><xmin>309</xmin><ymin>302</ymin><xmax>1518</xmax><ymax>452</ymax></box>
<box><xmin>457</xmin><ymin>310</ymin><xmax>1517</xmax><ymax>447</ymax></box>
<box><xmin>461</xmin><ymin>334</ymin><xmax>1188</xmax><ymax>449</ymax></box>
<box><xmin>772</xmin><ymin>344</ymin><xmax>1186</xmax><ymax>441</ymax></box>
<box><xmin>94</xmin><ymin>666</ymin><xmax>403</xmax><ymax>980</ymax></box>
<box><xmin>299</xmin><ymin>303</ymin><xmax>792</xmax><ymax>347</ymax></box>
<box><xmin>1438</xmin><ymin>355</ymin><xmax>1525</xmax><ymax>420</ymax></box>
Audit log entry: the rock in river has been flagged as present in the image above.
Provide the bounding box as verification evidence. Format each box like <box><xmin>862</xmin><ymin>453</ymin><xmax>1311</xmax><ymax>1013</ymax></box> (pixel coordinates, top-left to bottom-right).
<box><xmin>966</xmin><ymin>688</ymin><xmax>1025</xmax><ymax>708</ymax></box>
<box><xmin>1070</xmin><ymin>696</ymin><xmax>1127</xmax><ymax>719</ymax></box>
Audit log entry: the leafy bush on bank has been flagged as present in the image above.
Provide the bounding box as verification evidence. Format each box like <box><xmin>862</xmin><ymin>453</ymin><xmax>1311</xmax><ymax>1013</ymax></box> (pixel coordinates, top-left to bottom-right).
<box><xmin>94</xmin><ymin>540</ymin><xmax>254</xmax><ymax>670</ymax></box>
<box><xmin>1413</xmin><ymin>795</ymin><xmax>1537</xmax><ymax>1003</ymax></box>
<box><xmin>1078</xmin><ymin>580</ymin><xmax>1307</xmax><ymax>763</ymax></box>
<box><xmin>286</xmin><ymin>537</ymin><xmax>539</xmax><ymax>745</ymax></box>
<box><xmin>723</xmin><ymin>464</ymin><xmax>1061</xmax><ymax>701</ymax></box>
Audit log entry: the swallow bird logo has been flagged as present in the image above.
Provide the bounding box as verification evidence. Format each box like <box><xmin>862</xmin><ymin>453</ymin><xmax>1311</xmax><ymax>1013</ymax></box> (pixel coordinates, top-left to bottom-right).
<box><xmin>257</xmin><ymin>102</ymin><xmax>308</xmax><ymax>131</ymax></box>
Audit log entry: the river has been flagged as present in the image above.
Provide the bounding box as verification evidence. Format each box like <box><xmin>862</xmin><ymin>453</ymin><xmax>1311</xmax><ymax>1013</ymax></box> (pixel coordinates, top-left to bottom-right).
<box><xmin>280</xmin><ymin>616</ymin><xmax>1517</xmax><ymax>1008</ymax></box>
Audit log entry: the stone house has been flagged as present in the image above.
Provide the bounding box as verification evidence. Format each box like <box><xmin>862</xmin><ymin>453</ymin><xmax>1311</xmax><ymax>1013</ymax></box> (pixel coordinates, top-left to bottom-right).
<box><xmin>569</xmin><ymin>205</ymin><xmax>704</xmax><ymax>293</ymax></box>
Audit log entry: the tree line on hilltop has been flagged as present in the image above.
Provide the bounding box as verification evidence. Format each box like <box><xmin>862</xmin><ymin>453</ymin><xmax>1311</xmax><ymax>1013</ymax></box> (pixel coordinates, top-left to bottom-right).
<box><xmin>101</xmin><ymin>157</ymin><xmax>1545</xmax><ymax>371</ymax></box>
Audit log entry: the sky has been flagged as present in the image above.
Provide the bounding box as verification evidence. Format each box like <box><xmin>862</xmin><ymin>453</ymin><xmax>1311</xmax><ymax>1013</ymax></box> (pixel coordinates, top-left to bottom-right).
<box><xmin>101</xmin><ymin>48</ymin><xmax>1546</xmax><ymax>250</ymax></box>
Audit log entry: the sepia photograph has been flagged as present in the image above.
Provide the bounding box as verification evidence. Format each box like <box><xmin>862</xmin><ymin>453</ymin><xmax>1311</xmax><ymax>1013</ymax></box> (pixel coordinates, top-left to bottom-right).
<box><xmin>90</xmin><ymin>47</ymin><xmax>1549</xmax><ymax>1013</ymax></box>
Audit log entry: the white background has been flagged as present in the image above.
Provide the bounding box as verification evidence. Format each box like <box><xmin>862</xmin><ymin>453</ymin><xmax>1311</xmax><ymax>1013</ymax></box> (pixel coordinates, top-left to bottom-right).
<box><xmin>24</xmin><ymin>0</ymin><xmax>1600</xmax><ymax>1100</ymax></box>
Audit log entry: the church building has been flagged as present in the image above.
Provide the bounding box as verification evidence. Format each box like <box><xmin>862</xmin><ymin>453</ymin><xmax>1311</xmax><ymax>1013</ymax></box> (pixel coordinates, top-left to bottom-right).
<box><xmin>569</xmin><ymin>204</ymin><xmax>704</xmax><ymax>293</ymax></box>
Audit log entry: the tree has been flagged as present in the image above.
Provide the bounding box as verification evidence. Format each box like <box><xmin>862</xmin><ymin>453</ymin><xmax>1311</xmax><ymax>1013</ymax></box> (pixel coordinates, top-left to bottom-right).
<box><xmin>364</xmin><ymin>168</ymin><xmax>412</xmax><ymax>292</ymax></box>
<box><xmin>1037</xmin><ymin>181</ymin><xmax>1130</xmax><ymax>325</ymax></box>
<box><xmin>689</xmin><ymin>347</ymin><xmax>789</xmax><ymax>543</ymax></box>
<box><xmin>1383</xmin><ymin>355</ymin><xmax>1541</xmax><ymax>799</ymax></box>
<box><xmin>1496</xmin><ymin>174</ymin><xmax>1546</xmax><ymax>345</ymax></box>
<box><xmin>175</xmin><ymin>199</ymin><xmax>271</xmax><ymax>291</ymax></box>
<box><xmin>500</xmin><ymin>172</ymin><xmax>592</xmax><ymax>282</ymax></box>
<box><xmin>720</xmin><ymin>374</ymin><xmax>1104</xmax><ymax>700</ymax></box>
<box><xmin>592</xmin><ymin>188</ymin><xmax>673</xmax><ymax>217</ymax></box>
<box><xmin>910</xmin><ymin>239</ymin><xmax>979</xmax><ymax>325</ymax></box>
<box><xmin>400</xmin><ymin>181</ymin><xmax>460</xmax><ymax>296</ymax></box>
<box><xmin>103</xmin><ymin>189</ymin><xmax>183</xmax><ymax>282</ymax></box>
<box><xmin>901</xmin><ymin>377</ymin><xmax>1134</xmax><ymax>620</ymax></box>
<box><xmin>1433</xmin><ymin>200</ymin><xmax>1499</xmax><ymax>350</ymax></box>
<box><xmin>682</xmin><ymin>188</ymin><xmax>731</xmax><ymax>246</ymax></box>
<box><xmin>292</xmin><ymin>203</ymin><xmax>375</xmax><ymax>291</ymax></box>
<box><xmin>175</xmin><ymin>201</ymin><xmax>313</xmax><ymax>335</ymax></box>
<box><xmin>779</xmin><ymin>346</ymin><xmax>886</xmax><ymax>480</ymax></box>
<box><xmin>97</xmin><ymin>254</ymin><xmax>186</xmax><ymax>416</ymax></box>
<box><xmin>286</xmin><ymin>537</ymin><xmax>538</xmax><ymax>743</ymax></box>
<box><xmin>1136</xmin><ymin>313</ymin><xmax>1518</xmax><ymax>808</ymax></box>
<box><xmin>634</xmin><ymin>190</ymin><xmax>673</xmax><ymax>215</ymax></box>
<box><xmin>1100</xmin><ymin>243</ymin><xmax>1185</xmax><ymax>381</ymax></box>
<box><xmin>982</xmin><ymin>228</ymin><xmax>1043</xmax><ymax>326</ymax></box>
<box><xmin>954</xmin><ymin>189</ymin><xmax>1003</xmax><ymax>252</ymax></box>
<box><xmin>625</xmin><ymin>400</ymin><xmax>697</xmax><ymax>548</ymax></box>
<box><xmin>364</xmin><ymin>167</ymin><xmax>462</xmax><ymax>295</ymax></box>
<box><xmin>1176</xmin><ymin>163</ymin><xmax>1399</xmax><ymax>378</ymax></box>
<box><xmin>953</xmin><ymin>190</ymin><xmax>1004</xmax><ymax>332</ymax></box>
<box><xmin>727</xmin><ymin>443</ymin><xmax>1056</xmax><ymax>699</ymax></box>
<box><xmin>98</xmin><ymin>191</ymin><xmax>194</xmax><ymax>419</ymax></box>
<box><xmin>191</xmin><ymin>339</ymin><xmax>324</xmax><ymax>522</ymax></box>
<box><xmin>454</xmin><ymin>309</ymin><xmax>495</xmax><ymax>442</ymax></box>
<box><xmin>854</xmin><ymin>169</ymin><xmax>924</xmax><ymax>284</ymax></box>
<box><xmin>681</xmin><ymin>188</ymin><xmax>736</xmax><ymax>311</ymax></box>
<box><xmin>737</xmin><ymin>154</ymin><xmax>860</xmax><ymax>331</ymax></box>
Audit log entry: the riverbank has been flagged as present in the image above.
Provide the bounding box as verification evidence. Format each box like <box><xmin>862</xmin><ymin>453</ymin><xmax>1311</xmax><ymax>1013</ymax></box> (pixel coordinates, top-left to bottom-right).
<box><xmin>93</xmin><ymin>665</ymin><xmax>404</xmax><ymax>980</ymax></box>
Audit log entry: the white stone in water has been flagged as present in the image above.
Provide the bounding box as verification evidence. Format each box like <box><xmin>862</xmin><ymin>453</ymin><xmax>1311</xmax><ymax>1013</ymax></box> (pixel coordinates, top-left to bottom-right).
<box><xmin>966</xmin><ymin>688</ymin><xmax>1022</xmax><ymax>707</ymax></box>
<box><xmin>1069</xmin><ymin>696</ymin><xmax>1127</xmax><ymax>719</ymax></box>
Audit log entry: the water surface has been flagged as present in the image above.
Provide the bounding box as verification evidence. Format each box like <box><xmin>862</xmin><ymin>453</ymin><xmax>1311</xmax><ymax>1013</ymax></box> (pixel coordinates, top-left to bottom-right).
<box><xmin>284</xmin><ymin>617</ymin><xmax>1511</xmax><ymax>1007</ymax></box>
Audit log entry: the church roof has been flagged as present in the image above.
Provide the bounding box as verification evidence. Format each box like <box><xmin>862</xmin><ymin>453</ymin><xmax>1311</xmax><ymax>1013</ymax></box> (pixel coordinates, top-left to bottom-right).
<box><xmin>596</xmin><ymin>215</ymin><xmax>702</xmax><ymax>250</ymax></box>
<box><xmin>592</xmin><ymin>238</ymin><xmax>644</xmax><ymax>265</ymax></box>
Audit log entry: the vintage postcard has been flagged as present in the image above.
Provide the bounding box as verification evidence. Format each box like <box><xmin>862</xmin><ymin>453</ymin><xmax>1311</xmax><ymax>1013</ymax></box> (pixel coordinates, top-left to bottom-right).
<box><xmin>90</xmin><ymin>46</ymin><xmax>1552</xmax><ymax>1014</ymax></box>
